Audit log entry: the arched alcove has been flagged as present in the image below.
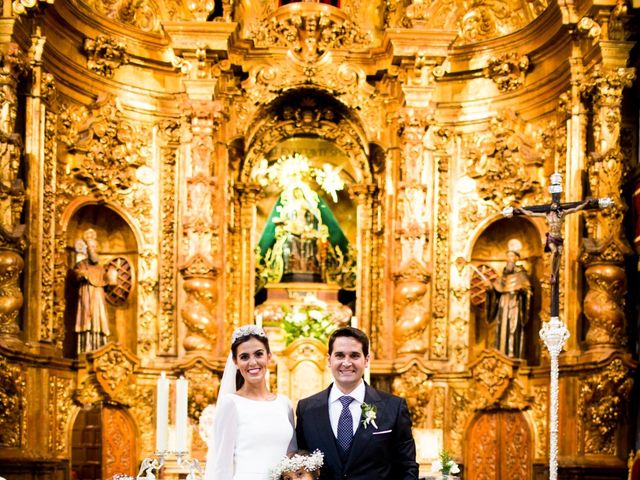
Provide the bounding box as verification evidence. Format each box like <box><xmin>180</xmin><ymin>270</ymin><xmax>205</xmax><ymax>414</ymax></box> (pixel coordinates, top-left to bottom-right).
<box><xmin>230</xmin><ymin>86</ymin><xmax>380</xmax><ymax>335</ymax></box>
<box><xmin>240</xmin><ymin>88</ymin><xmax>371</xmax><ymax>185</ymax></box>
<box><xmin>63</xmin><ymin>204</ymin><xmax>138</xmax><ymax>357</ymax></box>
<box><xmin>469</xmin><ymin>217</ymin><xmax>543</xmax><ymax>364</ymax></box>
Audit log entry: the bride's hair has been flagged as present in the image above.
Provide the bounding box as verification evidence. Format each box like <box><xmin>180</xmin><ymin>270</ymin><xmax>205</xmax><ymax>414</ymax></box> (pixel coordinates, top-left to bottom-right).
<box><xmin>231</xmin><ymin>330</ymin><xmax>270</xmax><ymax>390</ymax></box>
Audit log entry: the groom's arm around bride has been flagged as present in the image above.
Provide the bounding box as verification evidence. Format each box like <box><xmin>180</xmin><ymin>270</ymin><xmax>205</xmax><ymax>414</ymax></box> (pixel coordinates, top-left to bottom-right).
<box><xmin>295</xmin><ymin>327</ymin><xmax>419</xmax><ymax>480</ymax></box>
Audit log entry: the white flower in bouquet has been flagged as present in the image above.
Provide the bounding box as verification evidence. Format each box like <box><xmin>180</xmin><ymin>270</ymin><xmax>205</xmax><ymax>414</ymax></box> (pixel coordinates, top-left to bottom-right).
<box><xmin>430</xmin><ymin>459</ymin><xmax>443</xmax><ymax>472</ymax></box>
<box><xmin>292</xmin><ymin>310</ymin><xmax>307</xmax><ymax>323</ymax></box>
<box><xmin>432</xmin><ymin>450</ymin><xmax>459</xmax><ymax>476</ymax></box>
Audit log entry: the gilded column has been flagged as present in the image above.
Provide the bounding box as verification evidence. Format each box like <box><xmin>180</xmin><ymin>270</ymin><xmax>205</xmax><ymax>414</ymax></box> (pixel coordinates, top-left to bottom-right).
<box><xmin>157</xmin><ymin>120</ymin><xmax>182</xmax><ymax>355</ymax></box>
<box><xmin>391</xmin><ymin>46</ymin><xmax>452</xmax><ymax>360</ymax></box>
<box><xmin>179</xmin><ymin>104</ymin><xmax>223</xmax><ymax>353</ymax></box>
<box><xmin>350</xmin><ymin>183</ymin><xmax>376</xmax><ymax>344</ymax></box>
<box><xmin>393</xmin><ymin>110</ymin><xmax>431</xmax><ymax>356</ymax></box>
<box><xmin>21</xmin><ymin>23</ymin><xmax>54</xmax><ymax>346</ymax></box>
<box><xmin>164</xmin><ymin>23</ymin><xmax>237</xmax><ymax>354</ymax></box>
<box><xmin>430</xmin><ymin>126</ymin><xmax>451</xmax><ymax>360</ymax></box>
<box><xmin>562</xmin><ymin>52</ymin><xmax>587</xmax><ymax>351</ymax></box>
<box><xmin>0</xmin><ymin>44</ymin><xmax>26</xmax><ymax>339</ymax></box>
<box><xmin>581</xmin><ymin>66</ymin><xmax>635</xmax><ymax>349</ymax></box>
<box><xmin>235</xmin><ymin>183</ymin><xmax>261</xmax><ymax>331</ymax></box>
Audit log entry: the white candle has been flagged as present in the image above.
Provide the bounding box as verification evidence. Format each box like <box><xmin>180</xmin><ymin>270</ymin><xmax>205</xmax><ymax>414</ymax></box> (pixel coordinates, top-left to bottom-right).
<box><xmin>156</xmin><ymin>372</ymin><xmax>169</xmax><ymax>453</ymax></box>
<box><xmin>175</xmin><ymin>376</ymin><xmax>189</xmax><ymax>453</ymax></box>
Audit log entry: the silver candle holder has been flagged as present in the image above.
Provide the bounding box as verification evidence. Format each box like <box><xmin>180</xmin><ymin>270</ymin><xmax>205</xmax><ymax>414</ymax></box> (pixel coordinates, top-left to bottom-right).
<box><xmin>114</xmin><ymin>450</ymin><xmax>203</xmax><ymax>480</ymax></box>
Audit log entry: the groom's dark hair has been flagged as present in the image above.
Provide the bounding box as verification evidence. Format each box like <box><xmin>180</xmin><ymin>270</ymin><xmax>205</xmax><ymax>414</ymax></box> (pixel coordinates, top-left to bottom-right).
<box><xmin>328</xmin><ymin>327</ymin><xmax>369</xmax><ymax>356</ymax></box>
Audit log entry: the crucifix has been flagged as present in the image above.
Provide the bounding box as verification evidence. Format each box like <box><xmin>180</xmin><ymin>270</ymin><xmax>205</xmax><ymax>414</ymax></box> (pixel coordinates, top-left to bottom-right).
<box><xmin>502</xmin><ymin>172</ymin><xmax>611</xmax><ymax>480</ymax></box>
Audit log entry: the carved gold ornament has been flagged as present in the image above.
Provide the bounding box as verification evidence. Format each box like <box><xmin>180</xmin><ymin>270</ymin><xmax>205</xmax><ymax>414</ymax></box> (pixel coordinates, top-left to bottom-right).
<box><xmin>393</xmin><ymin>259</ymin><xmax>431</xmax><ymax>355</ymax></box>
<box><xmin>469</xmin><ymin>351</ymin><xmax>513</xmax><ymax>404</ymax></box>
<box><xmin>392</xmin><ymin>364</ymin><xmax>432</xmax><ymax>428</ymax></box>
<box><xmin>180</xmin><ymin>255</ymin><xmax>220</xmax><ymax>351</ymax></box>
<box><xmin>91</xmin><ymin>344</ymin><xmax>139</xmax><ymax>402</ymax></box>
<box><xmin>0</xmin><ymin>356</ymin><xmax>24</xmax><ymax>447</ymax></box>
<box><xmin>51</xmin><ymin>376</ymin><xmax>74</xmax><ymax>455</ymax></box>
<box><xmin>0</xmin><ymin>250</ymin><xmax>24</xmax><ymax>335</ymax></box>
<box><xmin>579</xmin><ymin>358</ymin><xmax>633</xmax><ymax>454</ymax></box>
<box><xmin>249</xmin><ymin>5</ymin><xmax>371</xmax><ymax>64</ymax></box>
<box><xmin>582</xmin><ymin>263</ymin><xmax>626</xmax><ymax>347</ymax></box>
<box><xmin>484</xmin><ymin>54</ymin><xmax>530</xmax><ymax>92</ymax></box>
<box><xmin>59</xmin><ymin>97</ymin><xmax>150</xmax><ymax>197</ymax></box>
<box><xmin>81</xmin><ymin>0</ymin><xmax>161</xmax><ymax>32</ymax></box>
<box><xmin>181</xmin><ymin>360</ymin><xmax>220</xmax><ymax>422</ymax></box>
<box><xmin>405</xmin><ymin>0</ymin><xmax>431</xmax><ymax>26</ymax></box>
<box><xmin>464</xmin><ymin>110</ymin><xmax>542</xmax><ymax>208</ymax></box>
<box><xmin>83</xmin><ymin>36</ymin><xmax>130</xmax><ymax>78</ymax></box>
<box><xmin>12</xmin><ymin>0</ymin><xmax>53</xmax><ymax>16</ymax></box>
<box><xmin>532</xmin><ymin>386</ymin><xmax>548</xmax><ymax>459</ymax></box>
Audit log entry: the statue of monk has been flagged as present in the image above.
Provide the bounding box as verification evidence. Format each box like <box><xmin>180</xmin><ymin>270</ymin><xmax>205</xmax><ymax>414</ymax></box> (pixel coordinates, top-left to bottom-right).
<box><xmin>485</xmin><ymin>240</ymin><xmax>532</xmax><ymax>358</ymax></box>
<box><xmin>73</xmin><ymin>229</ymin><xmax>116</xmax><ymax>353</ymax></box>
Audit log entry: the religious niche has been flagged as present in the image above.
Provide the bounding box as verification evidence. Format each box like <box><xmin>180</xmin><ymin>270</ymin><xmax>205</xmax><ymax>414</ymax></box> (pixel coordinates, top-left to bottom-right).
<box><xmin>253</xmin><ymin>137</ymin><xmax>356</xmax><ymax>341</ymax></box>
<box><xmin>64</xmin><ymin>204</ymin><xmax>138</xmax><ymax>358</ymax></box>
<box><xmin>468</xmin><ymin>217</ymin><xmax>543</xmax><ymax>364</ymax></box>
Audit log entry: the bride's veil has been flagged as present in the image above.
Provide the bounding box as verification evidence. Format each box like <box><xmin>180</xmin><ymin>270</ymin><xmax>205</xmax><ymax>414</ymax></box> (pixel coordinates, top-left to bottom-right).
<box><xmin>217</xmin><ymin>353</ymin><xmax>237</xmax><ymax>400</ymax></box>
<box><xmin>200</xmin><ymin>353</ymin><xmax>236</xmax><ymax>448</ymax></box>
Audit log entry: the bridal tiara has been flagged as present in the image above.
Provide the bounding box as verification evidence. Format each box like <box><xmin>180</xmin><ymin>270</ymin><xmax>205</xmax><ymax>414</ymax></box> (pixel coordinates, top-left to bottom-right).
<box><xmin>269</xmin><ymin>450</ymin><xmax>324</xmax><ymax>480</ymax></box>
<box><xmin>231</xmin><ymin>324</ymin><xmax>267</xmax><ymax>344</ymax></box>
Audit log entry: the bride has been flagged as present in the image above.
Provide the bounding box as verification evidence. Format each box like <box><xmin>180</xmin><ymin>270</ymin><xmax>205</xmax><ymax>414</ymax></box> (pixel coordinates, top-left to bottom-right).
<box><xmin>204</xmin><ymin>325</ymin><xmax>296</xmax><ymax>480</ymax></box>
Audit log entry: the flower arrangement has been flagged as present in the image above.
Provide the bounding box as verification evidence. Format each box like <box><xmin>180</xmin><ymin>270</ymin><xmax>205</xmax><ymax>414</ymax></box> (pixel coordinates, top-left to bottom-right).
<box><xmin>251</xmin><ymin>154</ymin><xmax>345</xmax><ymax>202</ymax></box>
<box><xmin>431</xmin><ymin>450</ymin><xmax>460</xmax><ymax>477</ymax></box>
<box><xmin>281</xmin><ymin>297</ymin><xmax>336</xmax><ymax>345</ymax></box>
<box><xmin>360</xmin><ymin>402</ymin><xmax>378</xmax><ymax>429</ymax></box>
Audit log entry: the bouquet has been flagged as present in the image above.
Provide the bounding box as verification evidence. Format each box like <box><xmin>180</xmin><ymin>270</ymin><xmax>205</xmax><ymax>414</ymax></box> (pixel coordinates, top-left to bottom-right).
<box><xmin>431</xmin><ymin>450</ymin><xmax>460</xmax><ymax>477</ymax></box>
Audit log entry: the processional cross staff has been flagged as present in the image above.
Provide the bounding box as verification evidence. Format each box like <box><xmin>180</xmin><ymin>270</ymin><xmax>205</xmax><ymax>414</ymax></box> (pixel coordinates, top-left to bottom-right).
<box><xmin>503</xmin><ymin>172</ymin><xmax>612</xmax><ymax>480</ymax></box>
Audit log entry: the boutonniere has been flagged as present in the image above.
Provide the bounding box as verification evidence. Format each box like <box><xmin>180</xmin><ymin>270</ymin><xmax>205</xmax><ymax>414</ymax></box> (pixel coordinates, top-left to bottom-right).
<box><xmin>361</xmin><ymin>402</ymin><xmax>378</xmax><ymax>429</ymax></box>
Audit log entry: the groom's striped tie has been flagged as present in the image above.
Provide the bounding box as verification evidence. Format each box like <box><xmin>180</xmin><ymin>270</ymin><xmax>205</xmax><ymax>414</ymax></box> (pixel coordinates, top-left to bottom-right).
<box><xmin>337</xmin><ymin>396</ymin><xmax>354</xmax><ymax>452</ymax></box>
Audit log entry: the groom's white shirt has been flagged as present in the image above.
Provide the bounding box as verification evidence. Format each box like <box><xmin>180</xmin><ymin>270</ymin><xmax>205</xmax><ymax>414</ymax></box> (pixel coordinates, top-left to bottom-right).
<box><xmin>328</xmin><ymin>380</ymin><xmax>366</xmax><ymax>436</ymax></box>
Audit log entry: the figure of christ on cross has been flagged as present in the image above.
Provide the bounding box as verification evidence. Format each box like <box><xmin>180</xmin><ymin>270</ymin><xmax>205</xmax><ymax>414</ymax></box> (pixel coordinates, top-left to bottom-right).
<box><xmin>503</xmin><ymin>172</ymin><xmax>612</xmax><ymax>317</ymax></box>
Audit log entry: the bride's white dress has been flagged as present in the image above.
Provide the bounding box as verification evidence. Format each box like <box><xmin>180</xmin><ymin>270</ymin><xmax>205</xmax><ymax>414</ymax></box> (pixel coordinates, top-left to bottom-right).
<box><xmin>205</xmin><ymin>394</ymin><xmax>296</xmax><ymax>480</ymax></box>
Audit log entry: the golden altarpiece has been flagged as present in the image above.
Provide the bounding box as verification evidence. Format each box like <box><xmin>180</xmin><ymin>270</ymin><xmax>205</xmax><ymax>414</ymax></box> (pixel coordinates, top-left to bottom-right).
<box><xmin>0</xmin><ymin>0</ymin><xmax>638</xmax><ymax>478</ymax></box>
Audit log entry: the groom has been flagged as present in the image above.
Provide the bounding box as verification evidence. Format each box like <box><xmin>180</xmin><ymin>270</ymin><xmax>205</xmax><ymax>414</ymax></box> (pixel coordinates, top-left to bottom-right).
<box><xmin>296</xmin><ymin>327</ymin><xmax>418</xmax><ymax>480</ymax></box>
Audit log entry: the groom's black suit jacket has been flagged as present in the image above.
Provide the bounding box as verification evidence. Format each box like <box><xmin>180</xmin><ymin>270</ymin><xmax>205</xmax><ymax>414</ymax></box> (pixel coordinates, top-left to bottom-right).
<box><xmin>295</xmin><ymin>384</ymin><xmax>418</xmax><ymax>480</ymax></box>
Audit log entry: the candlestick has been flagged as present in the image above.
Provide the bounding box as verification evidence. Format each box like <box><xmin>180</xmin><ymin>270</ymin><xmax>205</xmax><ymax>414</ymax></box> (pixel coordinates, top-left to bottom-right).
<box><xmin>175</xmin><ymin>376</ymin><xmax>189</xmax><ymax>453</ymax></box>
<box><xmin>156</xmin><ymin>372</ymin><xmax>169</xmax><ymax>453</ymax></box>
